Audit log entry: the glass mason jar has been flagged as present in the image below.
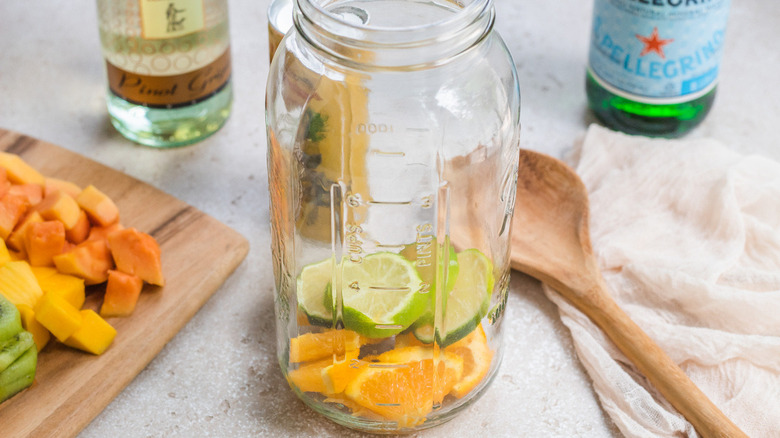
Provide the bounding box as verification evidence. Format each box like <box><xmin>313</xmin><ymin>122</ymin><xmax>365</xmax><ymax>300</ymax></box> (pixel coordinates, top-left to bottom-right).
<box><xmin>266</xmin><ymin>0</ymin><xmax>520</xmax><ymax>432</ymax></box>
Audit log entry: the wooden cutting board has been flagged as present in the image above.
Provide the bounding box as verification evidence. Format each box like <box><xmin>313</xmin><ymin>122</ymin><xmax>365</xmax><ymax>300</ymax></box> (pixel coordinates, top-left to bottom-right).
<box><xmin>0</xmin><ymin>129</ymin><xmax>250</xmax><ymax>438</ymax></box>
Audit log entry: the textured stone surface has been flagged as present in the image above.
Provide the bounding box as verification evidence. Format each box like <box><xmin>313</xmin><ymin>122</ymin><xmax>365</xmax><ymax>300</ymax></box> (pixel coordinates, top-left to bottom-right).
<box><xmin>1</xmin><ymin>0</ymin><xmax>777</xmax><ymax>436</ymax></box>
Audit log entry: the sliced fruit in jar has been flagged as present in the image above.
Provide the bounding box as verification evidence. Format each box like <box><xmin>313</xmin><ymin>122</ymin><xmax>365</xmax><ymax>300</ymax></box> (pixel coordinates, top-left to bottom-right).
<box><xmin>287</xmin><ymin>349</ymin><xmax>359</xmax><ymax>394</ymax></box>
<box><xmin>296</xmin><ymin>258</ymin><xmax>333</xmax><ymax>326</ymax></box>
<box><xmin>289</xmin><ymin>329</ymin><xmax>362</xmax><ymax>363</ymax></box>
<box><xmin>321</xmin><ymin>354</ymin><xmax>368</xmax><ymax>395</ymax></box>
<box><xmin>343</xmin><ymin>346</ymin><xmax>464</xmax><ymax>427</ymax></box>
<box><xmin>413</xmin><ymin>249</ymin><xmax>493</xmax><ymax>346</ymax></box>
<box><xmin>445</xmin><ymin>323</ymin><xmax>493</xmax><ymax>398</ymax></box>
<box><xmin>340</xmin><ymin>252</ymin><xmax>426</xmax><ymax>339</ymax></box>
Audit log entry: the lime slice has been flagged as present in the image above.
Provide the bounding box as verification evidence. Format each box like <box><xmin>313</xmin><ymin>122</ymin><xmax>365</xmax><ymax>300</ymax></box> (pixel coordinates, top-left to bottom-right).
<box><xmin>340</xmin><ymin>252</ymin><xmax>426</xmax><ymax>338</ymax></box>
<box><xmin>296</xmin><ymin>258</ymin><xmax>333</xmax><ymax>326</ymax></box>
<box><xmin>413</xmin><ymin>249</ymin><xmax>493</xmax><ymax>346</ymax></box>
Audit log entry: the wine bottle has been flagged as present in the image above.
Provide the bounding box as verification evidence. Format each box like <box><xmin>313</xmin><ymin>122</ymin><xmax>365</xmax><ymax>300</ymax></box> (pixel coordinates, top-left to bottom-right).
<box><xmin>97</xmin><ymin>0</ymin><xmax>233</xmax><ymax>147</ymax></box>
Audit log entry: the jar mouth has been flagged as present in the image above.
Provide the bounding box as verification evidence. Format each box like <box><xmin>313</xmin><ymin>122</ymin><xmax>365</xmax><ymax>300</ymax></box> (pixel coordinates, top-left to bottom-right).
<box><xmin>294</xmin><ymin>0</ymin><xmax>494</xmax><ymax>67</ymax></box>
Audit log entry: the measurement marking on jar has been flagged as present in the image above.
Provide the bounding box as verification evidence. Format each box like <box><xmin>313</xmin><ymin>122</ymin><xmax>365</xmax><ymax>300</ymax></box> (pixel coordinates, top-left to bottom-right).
<box><xmin>368</xmin><ymin>286</ymin><xmax>411</xmax><ymax>292</ymax></box>
<box><xmin>376</xmin><ymin>243</ymin><xmax>406</xmax><ymax>250</ymax></box>
<box><xmin>368</xmin><ymin>363</ymin><xmax>408</xmax><ymax>369</ymax></box>
<box><xmin>356</xmin><ymin>123</ymin><xmax>393</xmax><ymax>134</ymax></box>
<box><xmin>367</xmin><ymin>200</ymin><xmax>412</xmax><ymax>206</ymax></box>
<box><xmin>371</xmin><ymin>150</ymin><xmax>406</xmax><ymax>157</ymax></box>
<box><xmin>406</xmin><ymin>127</ymin><xmax>430</xmax><ymax>132</ymax></box>
<box><xmin>375</xmin><ymin>403</ymin><xmax>401</xmax><ymax>407</ymax></box>
<box><xmin>374</xmin><ymin>324</ymin><xmax>405</xmax><ymax>330</ymax></box>
<box><xmin>345</xmin><ymin>224</ymin><xmax>364</xmax><ymax>263</ymax></box>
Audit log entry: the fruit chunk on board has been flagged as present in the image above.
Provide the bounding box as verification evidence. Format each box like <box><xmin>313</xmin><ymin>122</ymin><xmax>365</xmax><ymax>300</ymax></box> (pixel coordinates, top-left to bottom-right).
<box><xmin>0</xmin><ymin>294</ymin><xmax>37</xmax><ymax>403</ymax></box>
<box><xmin>0</xmin><ymin>152</ymin><xmax>165</xmax><ymax>363</ymax></box>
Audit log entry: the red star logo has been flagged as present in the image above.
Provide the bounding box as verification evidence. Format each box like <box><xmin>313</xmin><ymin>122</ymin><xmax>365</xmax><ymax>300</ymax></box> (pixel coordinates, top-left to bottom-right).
<box><xmin>636</xmin><ymin>27</ymin><xmax>674</xmax><ymax>58</ymax></box>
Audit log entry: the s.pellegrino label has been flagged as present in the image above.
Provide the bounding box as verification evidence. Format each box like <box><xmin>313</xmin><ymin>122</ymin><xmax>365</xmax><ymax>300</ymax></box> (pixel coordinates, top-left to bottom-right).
<box><xmin>588</xmin><ymin>0</ymin><xmax>730</xmax><ymax>105</ymax></box>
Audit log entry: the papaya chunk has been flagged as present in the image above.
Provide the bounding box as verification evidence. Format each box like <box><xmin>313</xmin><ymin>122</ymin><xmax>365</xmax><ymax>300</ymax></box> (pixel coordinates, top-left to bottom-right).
<box><xmin>26</xmin><ymin>221</ymin><xmax>67</xmax><ymax>267</ymax></box>
<box><xmin>0</xmin><ymin>152</ymin><xmax>45</xmax><ymax>185</ymax></box>
<box><xmin>36</xmin><ymin>190</ymin><xmax>81</xmax><ymax>229</ymax></box>
<box><xmin>8</xmin><ymin>183</ymin><xmax>43</xmax><ymax>206</ymax></box>
<box><xmin>53</xmin><ymin>239</ymin><xmax>113</xmax><ymax>285</ymax></box>
<box><xmin>100</xmin><ymin>270</ymin><xmax>143</xmax><ymax>317</ymax></box>
<box><xmin>65</xmin><ymin>209</ymin><xmax>91</xmax><ymax>245</ymax></box>
<box><xmin>76</xmin><ymin>185</ymin><xmax>119</xmax><ymax>227</ymax></box>
<box><xmin>7</xmin><ymin>210</ymin><xmax>43</xmax><ymax>253</ymax></box>
<box><xmin>87</xmin><ymin>223</ymin><xmax>123</xmax><ymax>244</ymax></box>
<box><xmin>108</xmin><ymin>228</ymin><xmax>164</xmax><ymax>286</ymax></box>
<box><xmin>0</xmin><ymin>168</ymin><xmax>11</xmax><ymax>198</ymax></box>
<box><xmin>44</xmin><ymin>177</ymin><xmax>82</xmax><ymax>199</ymax></box>
<box><xmin>0</xmin><ymin>193</ymin><xmax>30</xmax><ymax>240</ymax></box>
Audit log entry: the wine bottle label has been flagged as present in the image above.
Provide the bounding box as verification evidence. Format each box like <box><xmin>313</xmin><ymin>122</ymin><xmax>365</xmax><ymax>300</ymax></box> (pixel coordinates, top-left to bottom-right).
<box><xmin>139</xmin><ymin>0</ymin><xmax>205</xmax><ymax>39</ymax></box>
<box><xmin>588</xmin><ymin>0</ymin><xmax>730</xmax><ymax>104</ymax></box>
<box><xmin>106</xmin><ymin>48</ymin><xmax>231</xmax><ymax>108</ymax></box>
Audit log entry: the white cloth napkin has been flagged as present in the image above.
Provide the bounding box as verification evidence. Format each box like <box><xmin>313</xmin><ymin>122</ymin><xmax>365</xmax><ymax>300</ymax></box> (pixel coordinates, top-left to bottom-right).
<box><xmin>545</xmin><ymin>124</ymin><xmax>780</xmax><ymax>438</ymax></box>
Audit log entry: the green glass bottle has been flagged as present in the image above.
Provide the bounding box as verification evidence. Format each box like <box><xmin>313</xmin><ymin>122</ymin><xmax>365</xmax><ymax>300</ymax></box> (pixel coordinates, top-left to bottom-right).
<box><xmin>97</xmin><ymin>0</ymin><xmax>233</xmax><ymax>148</ymax></box>
<box><xmin>586</xmin><ymin>0</ymin><xmax>730</xmax><ymax>138</ymax></box>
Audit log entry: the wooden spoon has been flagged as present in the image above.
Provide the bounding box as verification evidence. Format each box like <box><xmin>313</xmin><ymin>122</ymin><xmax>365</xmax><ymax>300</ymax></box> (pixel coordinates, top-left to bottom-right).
<box><xmin>510</xmin><ymin>149</ymin><xmax>747</xmax><ymax>438</ymax></box>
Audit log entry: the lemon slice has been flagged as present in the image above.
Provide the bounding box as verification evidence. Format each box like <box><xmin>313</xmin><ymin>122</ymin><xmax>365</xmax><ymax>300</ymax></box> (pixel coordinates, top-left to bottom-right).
<box><xmin>413</xmin><ymin>249</ymin><xmax>493</xmax><ymax>346</ymax></box>
<box><xmin>340</xmin><ymin>252</ymin><xmax>426</xmax><ymax>338</ymax></box>
<box><xmin>296</xmin><ymin>258</ymin><xmax>333</xmax><ymax>326</ymax></box>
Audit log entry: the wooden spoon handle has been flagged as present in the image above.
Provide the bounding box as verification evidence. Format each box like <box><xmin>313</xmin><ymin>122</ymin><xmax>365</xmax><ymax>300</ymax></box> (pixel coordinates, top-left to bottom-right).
<box><xmin>575</xmin><ymin>285</ymin><xmax>748</xmax><ymax>438</ymax></box>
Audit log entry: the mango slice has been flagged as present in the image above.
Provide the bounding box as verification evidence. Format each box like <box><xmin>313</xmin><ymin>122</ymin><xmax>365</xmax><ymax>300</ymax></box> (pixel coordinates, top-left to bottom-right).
<box><xmin>34</xmin><ymin>292</ymin><xmax>82</xmax><ymax>342</ymax></box>
<box><xmin>0</xmin><ymin>260</ymin><xmax>44</xmax><ymax>308</ymax></box>
<box><xmin>63</xmin><ymin>310</ymin><xmax>116</xmax><ymax>355</ymax></box>
<box><xmin>38</xmin><ymin>273</ymin><xmax>85</xmax><ymax>310</ymax></box>
<box><xmin>17</xmin><ymin>304</ymin><xmax>51</xmax><ymax>351</ymax></box>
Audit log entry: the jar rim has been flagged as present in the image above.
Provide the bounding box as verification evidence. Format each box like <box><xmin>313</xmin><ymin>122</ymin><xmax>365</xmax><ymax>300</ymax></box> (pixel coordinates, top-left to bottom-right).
<box><xmin>293</xmin><ymin>0</ymin><xmax>494</xmax><ymax>68</ymax></box>
<box><xmin>295</xmin><ymin>0</ymin><xmax>490</xmax><ymax>34</ymax></box>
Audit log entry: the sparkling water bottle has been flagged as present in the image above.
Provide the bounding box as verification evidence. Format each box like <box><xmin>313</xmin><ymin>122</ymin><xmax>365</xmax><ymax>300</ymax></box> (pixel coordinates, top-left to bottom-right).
<box><xmin>586</xmin><ymin>0</ymin><xmax>730</xmax><ymax>137</ymax></box>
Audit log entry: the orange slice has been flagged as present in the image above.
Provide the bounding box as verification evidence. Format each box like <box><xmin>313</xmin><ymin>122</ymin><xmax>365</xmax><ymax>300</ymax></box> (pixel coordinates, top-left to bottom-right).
<box><xmin>343</xmin><ymin>346</ymin><xmax>463</xmax><ymax>427</ymax></box>
<box><xmin>287</xmin><ymin>349</ymin><xmax>360</xmax><ymax>394</ymax></box>
<box><xmin>445</xmin><ymin>324</ymin><xmax>494</xmax><ymax>398</ymax></box>
<box><xmin>289</xmin><ymin>329</ymin><xmax>362</xmax><ymax>363</ymax></box>
<box><xmin>322</xmin><ymin>354</ymin><xmax>376</xmax><ymax>395</ymax></box>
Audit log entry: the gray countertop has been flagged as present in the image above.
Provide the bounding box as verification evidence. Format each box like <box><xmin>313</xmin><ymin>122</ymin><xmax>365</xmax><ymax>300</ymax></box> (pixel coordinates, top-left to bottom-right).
<box><xmin>1</xmin><ymin>0</ymin><xmax>778</xmax><ymax>436</ymax></box>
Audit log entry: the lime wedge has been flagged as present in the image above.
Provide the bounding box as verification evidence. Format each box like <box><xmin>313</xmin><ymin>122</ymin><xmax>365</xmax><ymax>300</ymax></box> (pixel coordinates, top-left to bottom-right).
<box><xmin>296</xmin><ymin>258</ymin><xmax>333</xmax><ymax>326</ymax></box>
<box><xmin>413</xmin><ymin>249</ymin><xmax>493</xmax><ymax>346</ymax></box>
<box><xmin>340</xmin><ymin>252</ymin><xmax>426</xmax><ymax>338</ymax></box>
